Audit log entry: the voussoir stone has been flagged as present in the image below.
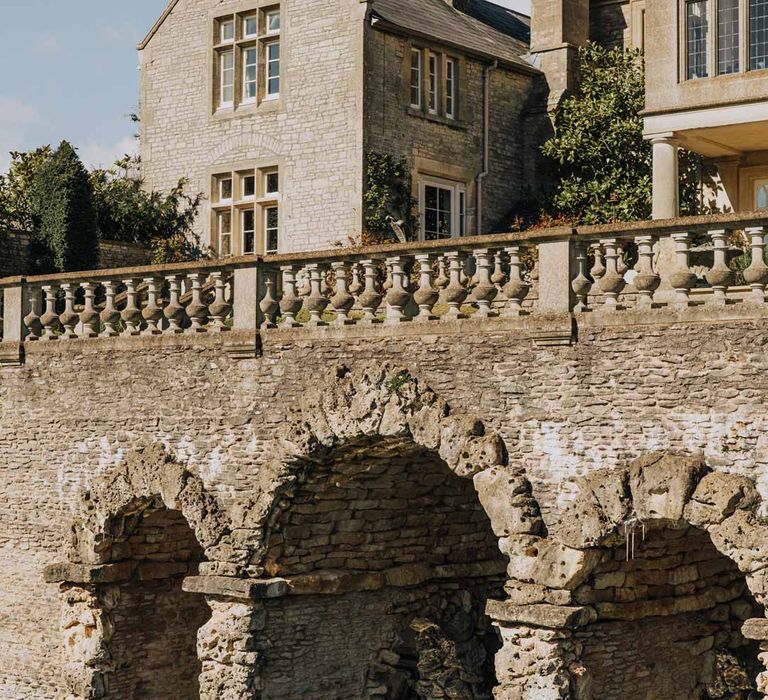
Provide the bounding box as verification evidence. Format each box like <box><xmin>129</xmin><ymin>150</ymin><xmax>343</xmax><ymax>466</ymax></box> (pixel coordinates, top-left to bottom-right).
<box><xmin>500</xmin><ymin>535</ymin><xmax>599</xmax><ymax>590</ymax></box>
<box><xmin>629</xmin><ymin>452</ymin><xmax>707</xmax><ymax>523</ymax></box>
<box><xmin>683</xmin><ymin>471</ymin><xmax>760</xmax><ymax>528</ymax></box>
<box><xmin>708</xmin><ymin>508</ymin><xmax>768</xmax><ymax>573</ymax></box>
<box><xmin>473</xmin><ymin>466</ymin><xmax>543</xmax><ymax>538</ymax></box>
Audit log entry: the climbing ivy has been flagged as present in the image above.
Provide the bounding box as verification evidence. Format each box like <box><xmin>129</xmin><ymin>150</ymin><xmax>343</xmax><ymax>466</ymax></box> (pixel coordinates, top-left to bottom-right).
<box><xmin>363</xmin><ymin>151</ymin><xmax>417</xmax><ymax>244</ymax></box>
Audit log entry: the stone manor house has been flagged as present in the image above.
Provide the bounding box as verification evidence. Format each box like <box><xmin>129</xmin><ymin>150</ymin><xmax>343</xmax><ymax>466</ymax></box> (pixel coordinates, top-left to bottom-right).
<box><xmin>139</xmin><ymin>0</ymin><xmax>768</xmax><ymax>258</ymax></box>
<box><xmin>4</xmin><ymin>1</ymin><xmax>768</xmax><ymax>700</ymax></box>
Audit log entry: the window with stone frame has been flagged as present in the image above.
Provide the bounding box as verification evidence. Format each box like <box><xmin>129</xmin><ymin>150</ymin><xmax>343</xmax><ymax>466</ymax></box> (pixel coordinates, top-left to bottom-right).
<box><xmin>212</xmin><ymin>167</ymin><xmax>280</xmax><ymax>256</ymax></box>
<box><xmin>213</xmin><ymin>5</ymin><xmax>281</xmax><ymax>112</ymax></box>
<box><xmin>683</xmin><ymin>0</ymin><xmax>768</xmax><ymax>78</ymax></box>
<box><xmin>418</xmin><ymin>178</ymin><xmax>466</xmax><ymax>241</ymax></box>
<box><xmin>408</xmin><ymin>47</ymin><xmax>460</xmax><ymax>121</ymax></box>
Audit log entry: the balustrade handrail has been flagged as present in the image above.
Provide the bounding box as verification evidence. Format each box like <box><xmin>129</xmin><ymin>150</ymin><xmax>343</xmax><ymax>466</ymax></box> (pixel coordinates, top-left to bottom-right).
<box><xmin>0</xmin><ymin>256</ymin><xmax>258</xmax><ymax>289</ymax></box>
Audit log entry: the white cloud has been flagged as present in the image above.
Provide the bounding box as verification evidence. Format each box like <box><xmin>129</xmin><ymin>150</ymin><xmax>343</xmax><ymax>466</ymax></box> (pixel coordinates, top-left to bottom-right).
<box><xmin>30</xmin><ymin>32</ymin><xmax>61</xmax><ymax>53</ymax></box>
<box><xmin>78</xmin><ymin>135</ymin><xmax>139</xmax><ymax>170</ymax></box>
<box><xmin>0</xmin><ymin>98</ymin><xmax>42</xmax><ymax>172</ymax></box>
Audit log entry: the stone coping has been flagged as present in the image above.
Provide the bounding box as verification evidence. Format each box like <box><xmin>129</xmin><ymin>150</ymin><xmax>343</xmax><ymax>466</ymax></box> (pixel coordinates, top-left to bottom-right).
<box><xmin>44</xmin><ymin>561</ymin><xmax>194</xmax><ymax>585</ymax></box>
<box><xmin>181</xmin><ymin>560</ymin><xmax>505</xmax><ymax>601</ymax></box>
<box><xmin>486</xmin><ymin>601</ymin><xmax>597</xmax><ymax>629</ymax></box>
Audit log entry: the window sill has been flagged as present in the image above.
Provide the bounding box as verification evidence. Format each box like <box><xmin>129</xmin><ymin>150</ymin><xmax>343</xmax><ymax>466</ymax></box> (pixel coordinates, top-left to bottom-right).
<box><xmin>406</xmin><ymin>106</ymin><xmax>467</xmax><ymax>130</ymax></box>
<box><xmin>212</xmin><ymin>98</ymin><xmax>283</xmax><ymax>122</ymax></box>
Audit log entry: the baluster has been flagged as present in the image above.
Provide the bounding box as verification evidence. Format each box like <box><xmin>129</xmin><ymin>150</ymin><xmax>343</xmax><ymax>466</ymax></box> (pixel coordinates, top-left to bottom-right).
<box><xmin>385</xmin><ymin>256</ymin><xmax>412</xmax><ymax>324</ymax></box>
<box><xmin>330</xmin><ymin>261</ymin><xmax>355</xmax><ymax>326</ymax></box>
<box><xmin>23</xmin><ymin>286</ymin><xmax>42</xmax><ymax>341</ymax></box>
<box><xmin>597</xmin><ymin>238</ymin><xmax>626</xmax><ymax>310</ymax></box>
<box><xmin>142</xmin><ymin>277</ymin><xmax>164</xmax><ymax>336</ymax></box>
<box><xmin>80</xmin><ymin>282</ymin><xmax>100</xmax><ymax>338</ymax></box>
<box><xmin>348</xmin><ymin>262</ymin><xmax>363</xmax><ymax>297</ymax></box>
<box><xmin>443</xmin><ymin>251</ymin><xmax>468</xmax><ymax>320</ymax></box>
<box><xmin>704</xmin><ymin>229</ymin><xmax>734</xmax><ymax>307</ymax></box>
<box><xmin>434</xmin><ymin>256</ymin><xmax>449</xmax><ymax>292</ymax></box>
<box><xmin>491</xmin><ymin>251</ymin><xmax>506</xmax><ymax>289</ymax></box>
<box><xmin>590</xmin><ymin>242</ymin><xmax>606</xmax><ymax>283</ymax></box>
<box><xmin>59</xmin><ymin>283</ymin><xmax>80</xmax><ymax>340</ymax></box>
<box><xmin>164</xmin><ymin>275</ymin><xmax>186</xmax><ymax>334</ymax></box>
<box><xmin>669</xmin><ymin>232</ymin><xmax>698</xmax><ymax>307</ymax></box>
<box><xmin>303</xmin><ymin>263</ymin><xmax>329</xmax><ymax>327</ymax></box>
<box><xmin>259</xmin><ymin>270</ymin><xmax>279</xmax><ymax>329</ymax></box>
<box><xmin>100</xmin><ymin>280</ymin><xmax>121</xmax><ymax>337</ymax></box>
<box><xmin>121</xmin><ymin>279</ymin><xmax>142</xmax><ymax>336</ymax></box>
<box><xmin>634</xmin><ymin>235</ymin><xmax>661</xmax><ymax>309</ymax></box>
<box><xmin>571</xmin><ymin>243</ymin><xmax>593</xmax><ymax>313</ymax></box>
<box><xmin>382</xmin><ymin>260</ymin><xmax>393</xmax><ymax>293</ymax></box>
<box><xmin>209</xmin><ymin>271</ymin><xmax>233</xmax><ymax>331</ymax></box>
<box><xmin>186</xmin><ymin>273</ymin><xmax>209</xmax><ymax>332</ymax></box>
<box><xmin>470</xmin><ymin>249</ymin><xmax>498</xmax><ymax>319</ymax></box>
<box><xmin>743</xmin><ymin>226</ymin><xmax>768</xmax><ymax>304</ymax></box>
<box><xmin>358</xmin><ymin>258</ymin><xmax>383</xmax><ymax>324</ymax></box>
<box><xmin>279</xmin><ymin>265</ymin><xmax>303</xmax><ymax>327</ymax></box>
<box><xmin>40</xmin><ymin>284</ymin><xmax>60</xmax><ymax>340</ymax></box>
<box><xmin>503</xmin><ymin>245</ymin><xmax>530</xmax><ymax>317</ymax></box>
<box><xmin>413</xmin><ymin>254</ymin><xmax>439</xmax><ymax>322</ymax></box>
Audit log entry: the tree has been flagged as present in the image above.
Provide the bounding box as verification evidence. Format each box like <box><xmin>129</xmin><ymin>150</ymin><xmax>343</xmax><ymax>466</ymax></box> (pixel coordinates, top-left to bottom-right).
<box><xmin>0</xmin><ymin>146</ymin><xmax>53</xmax><ymax>231</ymax></box>
<box><xmin>541</xmin><ymin>43</ymin><xmax>703</xmax><ymax>225</ymax></box>
<box><xmin>27</xmin><ymin>141</ymin><xmax>99</xmax><ymax>273</ymax></box>
<box><xmin>90</xmin><ymin>155</ymin><xmax>205</xmax><ymax>264</ymax></box>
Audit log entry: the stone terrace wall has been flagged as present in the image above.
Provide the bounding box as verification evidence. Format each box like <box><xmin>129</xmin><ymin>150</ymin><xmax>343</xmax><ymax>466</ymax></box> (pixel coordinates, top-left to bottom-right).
<box><xmin>0</xmin><ymin>231</ymin><xmax>151</xmax><ymax>277</ymax></box>
<box><xmin>4</xmin><ymin>318</ymin><xmax>768</xmax><ymax>695</ymax></box>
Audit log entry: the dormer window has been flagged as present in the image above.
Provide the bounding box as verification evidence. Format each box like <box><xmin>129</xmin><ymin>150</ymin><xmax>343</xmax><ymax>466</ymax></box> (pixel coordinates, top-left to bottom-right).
<box><xmin>684</xmin><ymin>0</ymin><xmax>768</xmax><ymax>78</ymax></box>
<box><xmin>213</xmin><ymin>5</ymin><xmax>282</xmax><ymax>112</ymax></box>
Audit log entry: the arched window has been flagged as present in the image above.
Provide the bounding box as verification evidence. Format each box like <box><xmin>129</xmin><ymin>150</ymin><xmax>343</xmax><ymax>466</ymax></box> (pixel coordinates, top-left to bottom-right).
<box><xmin>756</xmin><ymin>179</ymin><xmax>768</xmax><ymax>209</ymax></box>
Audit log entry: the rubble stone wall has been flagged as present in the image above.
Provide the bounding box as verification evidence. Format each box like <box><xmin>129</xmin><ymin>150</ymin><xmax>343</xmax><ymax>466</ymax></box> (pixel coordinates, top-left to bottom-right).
<box><xmin>3</xmin><ymin>317</ymin><xmax>768</xmax><ymax>697</ymax></box>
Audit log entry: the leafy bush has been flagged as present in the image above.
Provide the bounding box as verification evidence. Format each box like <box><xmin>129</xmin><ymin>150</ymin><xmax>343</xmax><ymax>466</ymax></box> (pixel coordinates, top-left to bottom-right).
<box><xmin>27</xmin><ymin>141</ymin><xmax>99</xmax><ymax>273</ymax></box>
<box><xmin>90</xmin><ymin>155</ymin><xmax>205</xmax><ymax>263</ymax></box>
<box><xmin>541</xmin><ymin>43</ymin><xmax>704</xmax><ymax>224</ymax></box>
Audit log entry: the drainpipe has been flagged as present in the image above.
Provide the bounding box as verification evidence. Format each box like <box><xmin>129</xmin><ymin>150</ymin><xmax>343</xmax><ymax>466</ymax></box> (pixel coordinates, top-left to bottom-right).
<box><xmin>476</xmin><ymin>60</ymin><xmax>498</xmax><ymax>236</ymax></box>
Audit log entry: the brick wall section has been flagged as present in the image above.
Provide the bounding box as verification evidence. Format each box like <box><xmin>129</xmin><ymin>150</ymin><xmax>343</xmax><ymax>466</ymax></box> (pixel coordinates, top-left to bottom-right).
<box><xmin>575</xmin><ymin>525</ymin><xmax>761</xmax><ymax>698</ymax></box>
<box><xmin>140</xmin><ymin>0</ymin><xmax>367</xmax><ymax>253</ymax></box>
<box><xmin>4</xmin><ymin>320</ymin><xmax>768</xmax><ymax>694</ymax></box>
<box><xmin>363</xmin><ymin>26</ymin><xmax>537</xmax><ymax>234</ymax></box>
<box><xmin>265</xmin><ymin>436</ymin><xmax>501</xmax><ymax>576</ymax></box>
<box><xmin>0</xmin><ymin>231</ymin><xmax>151</xmax><ymax>277</ymax></box>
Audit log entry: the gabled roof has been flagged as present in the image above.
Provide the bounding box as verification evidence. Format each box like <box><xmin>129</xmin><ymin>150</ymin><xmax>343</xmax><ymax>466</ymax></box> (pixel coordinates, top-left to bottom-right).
<box><xmin>139</xmin><ymin>0</ymin><xmax>537</xmax><ymax>76</ymax></box>
<box><xmin>370</xmin><ymin>0</ymin><xmax>536</xmax><ymax>73</ymax></box>
<box><xmin>139</xmin><ymin>0</ymin><xmax>181</xmax><ymax>50</ymax></box>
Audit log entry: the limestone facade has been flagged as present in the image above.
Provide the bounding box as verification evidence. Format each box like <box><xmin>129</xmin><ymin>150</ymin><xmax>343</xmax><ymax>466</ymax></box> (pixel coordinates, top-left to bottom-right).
<box><xmin>139</xmin><ymin>0</ymin><xmax>540</xmax><ymax>255</ymax></box>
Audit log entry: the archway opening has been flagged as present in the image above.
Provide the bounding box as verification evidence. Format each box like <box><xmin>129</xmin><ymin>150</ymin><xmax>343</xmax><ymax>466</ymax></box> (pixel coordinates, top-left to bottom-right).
<box><xmin>105</xmin><ymin>498</ymin><xmax>209</xmax><ymax>699</ymax></box>
<box><xmin>260</xmin><ymin>435</ymin><xmax>506</xmax><ymax>699</ymax></box>
<box><xmin>574</xmin><ymin>522</ymin><xmax>763</xmax><ymax>700</ymax></box>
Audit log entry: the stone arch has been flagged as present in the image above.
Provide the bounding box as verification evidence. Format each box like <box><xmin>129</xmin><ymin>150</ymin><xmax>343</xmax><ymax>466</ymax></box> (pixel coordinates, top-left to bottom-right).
<box><xmin>46</xmin><ymin>443</ymin><xmax>232</xmax><ymax>700</ymax></box>
<box><xmin>496</xmin><ymin>452</ymin><xmax>768</xmax><ymax>700</ymax></box>
<box><xmin>239</xmin><ymin>362</ymin><xmax>543</xmax><ymax>699</ymax></box>
<box><xmin>208</xmin><ymin>133</ymin><xmax>283</xmax><ymax>167</ymax></box>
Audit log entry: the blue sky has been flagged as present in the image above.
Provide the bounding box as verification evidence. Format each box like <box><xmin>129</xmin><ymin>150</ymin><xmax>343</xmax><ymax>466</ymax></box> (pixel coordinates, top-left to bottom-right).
<box><xmin>0</xmin><ymin>0</ymin><xmax>531</xmax><ymax>173</ymax></box>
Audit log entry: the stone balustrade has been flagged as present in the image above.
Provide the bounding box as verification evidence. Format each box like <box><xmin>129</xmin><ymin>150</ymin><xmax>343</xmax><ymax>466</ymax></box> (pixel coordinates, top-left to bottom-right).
<box><xmin>2</xmin><ymin>211</ymin><xmax>768</xmax><ymax>359</ymax></box>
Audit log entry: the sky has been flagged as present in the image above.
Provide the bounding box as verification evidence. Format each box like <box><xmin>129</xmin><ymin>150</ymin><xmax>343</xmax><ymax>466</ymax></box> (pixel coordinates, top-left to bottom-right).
<box><xmin>0</xmin><ymin>0</ymin><xmax>531</xmax><ymax>174</ymax></box>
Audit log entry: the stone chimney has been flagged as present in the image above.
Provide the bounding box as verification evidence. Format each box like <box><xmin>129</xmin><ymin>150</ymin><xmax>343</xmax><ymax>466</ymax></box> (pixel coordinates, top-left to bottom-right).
<box><xmin>530</xmin><ymin>0</ymin><xmax>589</xmax><ymax>112</ymax></box>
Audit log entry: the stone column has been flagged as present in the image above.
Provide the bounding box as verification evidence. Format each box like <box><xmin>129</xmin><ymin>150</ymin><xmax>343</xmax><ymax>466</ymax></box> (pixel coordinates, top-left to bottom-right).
<box><xmin>650</xmin><ymin>134</ymin><xmax>680</xmax><ymax>221</ymax></box>
<box><xmin>184</xmin><ymin>575</ymin><xmax>288</xmax><ymax>700</ymax></box>
<box><xmin>488</xmin><ymin>600</ymin><xmax>596</xmax><ymax>700</ymax></box>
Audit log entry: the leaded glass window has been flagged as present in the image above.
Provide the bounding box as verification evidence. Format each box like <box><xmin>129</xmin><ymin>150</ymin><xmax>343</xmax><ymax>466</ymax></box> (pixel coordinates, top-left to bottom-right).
<box><xmin>687</xmin><ymin>0</ymin><xmax>710</xmax><ymax>78</ymax></box>
<box><xmin>751</xmin><ymin>0</ymin><xmax>768</xmax><ymax>69</ymax></box>
<box><xmin>719</xmin><ymin>0</ymin><xmax>741</xmax><ymax>73</ymax></box>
